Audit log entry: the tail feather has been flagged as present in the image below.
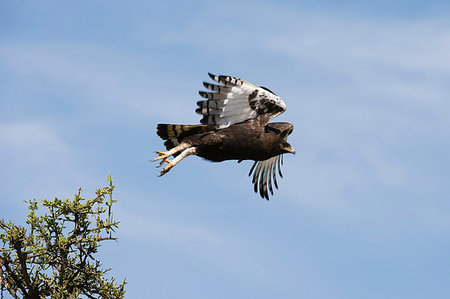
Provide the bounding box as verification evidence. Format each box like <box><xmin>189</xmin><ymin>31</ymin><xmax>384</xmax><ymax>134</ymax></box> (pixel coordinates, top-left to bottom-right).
<box><xmin>157</xmin><ymin>124</ymin><xmax>205</xmax><ymax>140</ymax></box>
<box><xmin>156</xmin><ymin>124</ymin><xmax>207</xmax><ymax>151</ymax></box>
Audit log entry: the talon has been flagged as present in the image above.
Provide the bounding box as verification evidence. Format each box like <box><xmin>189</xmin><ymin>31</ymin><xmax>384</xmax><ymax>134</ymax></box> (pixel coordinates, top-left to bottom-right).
<box><xmin>158</xmin><ymin>159</ymin><xmax>167</xmax><ymax>167</ymax></box>
<box><xmin>158</xmin><ymin>162</ymin><xmax>174</xmax><ymax>176</ymax></box>
<box><xmin>157</xmin><ymin>157</ymin><xmax>172</xmax><ymax>168</ymax></box>
<box><xmin>152</xmin><ymin>151</ymin><xmax>170</xmax><ymax>162</ymax></box>
<box><xmin>152</xmin><ymin>144</ymin><xmax>194</xmax><ymax>177</ymax></box>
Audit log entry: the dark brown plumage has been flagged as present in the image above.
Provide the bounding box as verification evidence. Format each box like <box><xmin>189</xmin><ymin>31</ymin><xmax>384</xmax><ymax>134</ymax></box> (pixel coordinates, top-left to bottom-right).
<box><xmin>153</xmin><ymin>73</ymin><xmax>294</xmax><ymax>200</ymax></box>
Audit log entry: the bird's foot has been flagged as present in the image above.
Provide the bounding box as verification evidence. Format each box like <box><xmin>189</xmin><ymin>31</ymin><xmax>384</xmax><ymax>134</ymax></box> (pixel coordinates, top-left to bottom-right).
<box><xmin>152</xmin><ymin>151</ymin><xmax>170</xmax><ymax>162</ymax></box>
<box><xmin>158</xmin><ymin>161</ymin><xmax>174</xmax><ymax>177</ymax></box>
<box><xmin>157</xmin><ymin>157</ymin><xmax>167</xmax><ymax>168</ymax></box>
<box><xmin>152</xmin><ymin>151</ymin><xmax>174</xmax><ymax>176</ymax></box>
<box><xmin>152</xmin><ymin>145</ymin><xmax>195</xmax><ymax>176</ymax></box>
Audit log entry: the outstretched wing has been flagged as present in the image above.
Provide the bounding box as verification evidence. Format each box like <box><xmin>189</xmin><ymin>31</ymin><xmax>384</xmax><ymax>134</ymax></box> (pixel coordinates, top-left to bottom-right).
<box><xmin>248</xmin><ymin>155</ymin><xmax>284</xmax><ymax>200</ymax></box>
<box><xmin>196</xmin><ymin>73</ymin><xmax>286</xmax><ymax>127</ymax></box>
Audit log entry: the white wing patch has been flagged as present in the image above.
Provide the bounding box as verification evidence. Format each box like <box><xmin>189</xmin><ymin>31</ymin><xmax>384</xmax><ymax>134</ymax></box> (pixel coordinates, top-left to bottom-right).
<box><xmin>196</xmin><ymin>73</ymin><xmax>286</xmax><ymax>127</ymax></box>
<box><xmin>248</xmin><ymin>155</ymin><xmax>284</xmax><ymax>200</ymax></box>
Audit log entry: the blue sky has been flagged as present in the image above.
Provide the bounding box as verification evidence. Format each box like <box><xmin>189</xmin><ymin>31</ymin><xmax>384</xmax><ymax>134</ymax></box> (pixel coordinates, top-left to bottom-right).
<box><xmin>1</xmin><ymin>0</ymin><xmax>450</xmax><ymax>298</ymax></box>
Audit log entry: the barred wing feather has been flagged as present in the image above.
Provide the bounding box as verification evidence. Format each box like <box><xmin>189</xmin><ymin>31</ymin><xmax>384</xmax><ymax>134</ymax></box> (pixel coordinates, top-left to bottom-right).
<box><xmin>248</xmin><ymin>155</ymin><xmax>284</xmax><ymax>200</ymax></box>
<box><xmin>196</xmin><ymin>73</ymin><xmax>286</xmax><ymax>127</ymax></box>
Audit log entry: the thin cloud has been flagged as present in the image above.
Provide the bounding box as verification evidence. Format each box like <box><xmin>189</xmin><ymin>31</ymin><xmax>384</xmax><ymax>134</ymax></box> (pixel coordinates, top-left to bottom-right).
<box><xmin>0</xmin><ymin>43</ymin><xmax>192</xmax><ymax>123</ymax></box>
<box><xmin>119</xmin><ymin>209</ymin><xmax>222</xmax><ymax>246</ymax></box>
<box><xmin>0</xmin><ymin>120</ymin><xmax>70</xmax><ymax>164</ymax></box>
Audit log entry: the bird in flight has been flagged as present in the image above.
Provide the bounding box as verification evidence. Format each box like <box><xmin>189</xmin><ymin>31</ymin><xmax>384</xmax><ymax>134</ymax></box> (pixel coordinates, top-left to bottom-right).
<box><xmin>153</xmin><ymin>73</ymin><xmax>295</xmax><ymax>200</ymax></box>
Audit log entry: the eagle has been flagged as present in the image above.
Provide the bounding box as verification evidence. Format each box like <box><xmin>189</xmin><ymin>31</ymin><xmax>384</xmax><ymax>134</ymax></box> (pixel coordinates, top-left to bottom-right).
<box><xmin>153</xmin><ymin>73</ymin><xmax>295</xmax><ymax>200</ymax></box>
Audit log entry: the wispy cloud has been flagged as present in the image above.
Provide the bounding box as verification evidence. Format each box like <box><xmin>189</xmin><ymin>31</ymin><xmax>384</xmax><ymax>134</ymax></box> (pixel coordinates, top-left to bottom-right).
<box><xmin>0</xmin><ymin>43</ymin><xmax>197</xmax><ymax>124</ymax></box>
<box><xmin>0</xmin><ymin>120</ymin><xmax>69</xmax><ymax>164</ymax></box>
<box><xmin>115</xmin><ymin>188</ymin><xmax>226</xmax><ymax>246</ymax></box>
<box><xmin>0</xmin><ymin>120</ymin><xmax>82</xmax><ymax>202</ymax></box>
<box><xmin>119</xmin><ymin>210</ymin><xmax>222</xmax><ymax>246</ymax></box>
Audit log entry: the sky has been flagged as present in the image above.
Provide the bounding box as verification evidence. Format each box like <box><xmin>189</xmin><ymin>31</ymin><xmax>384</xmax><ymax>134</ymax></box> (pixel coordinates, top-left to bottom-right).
<box><xmin>1</xmin><ymin>0</ymin><xmax>450</xmax><ymax>298</ymax></box>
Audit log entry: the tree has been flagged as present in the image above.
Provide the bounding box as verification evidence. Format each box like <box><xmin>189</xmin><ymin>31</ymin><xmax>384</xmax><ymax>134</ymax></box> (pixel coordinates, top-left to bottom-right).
<box><xmin>0</xmin><ymin>175</ymin><xmax>125</xmax><ymax>298</ymax></box>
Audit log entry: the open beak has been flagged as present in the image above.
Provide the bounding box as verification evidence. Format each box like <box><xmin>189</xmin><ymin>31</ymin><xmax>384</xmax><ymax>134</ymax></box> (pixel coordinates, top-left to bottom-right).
<box><xmin>283</xmin><ymin>145</ymin><xmax>296</xmax><ymax>155</ymax></box>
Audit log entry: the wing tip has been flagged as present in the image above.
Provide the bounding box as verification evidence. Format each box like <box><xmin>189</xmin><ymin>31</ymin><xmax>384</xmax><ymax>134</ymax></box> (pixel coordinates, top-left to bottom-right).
<box><xmin>208</xmin><ymin>72</ymin><xmax>216</xmax><ymax>80</ymax></box>
<box><xmin>249</xmin><ymin>156</ymin><xmax>284</xmax><ymax>201</ymax></box>
<box><xmin>198</xmin><ymin>91</ymin><xmax>209</xmax><ymax>99</ymax></box>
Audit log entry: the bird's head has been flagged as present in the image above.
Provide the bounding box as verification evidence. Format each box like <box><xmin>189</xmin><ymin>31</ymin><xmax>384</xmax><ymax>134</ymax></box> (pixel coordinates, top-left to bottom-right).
<box><xmin>279</xmin><ymin>126</ymin><xmax>295</xmax><ymax>155</ymax></box>
<box><xmin>265</xmin><ymin>122</ymin><xmax>295</xmax><ymax>155</ymax></box>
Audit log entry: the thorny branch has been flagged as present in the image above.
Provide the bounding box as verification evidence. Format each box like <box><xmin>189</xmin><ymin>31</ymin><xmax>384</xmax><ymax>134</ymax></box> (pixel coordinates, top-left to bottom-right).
<box><xmin>0</xmin><ymin>176</ymin><xmax>125</xmax><ymax>298</ymax></box>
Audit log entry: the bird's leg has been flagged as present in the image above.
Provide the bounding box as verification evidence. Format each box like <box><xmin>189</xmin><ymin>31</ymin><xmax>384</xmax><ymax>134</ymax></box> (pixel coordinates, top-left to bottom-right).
<box><xmin>152</xmin><ymin>143</ymin><xmax>190</xmax><ymax>165</ymax></box>
<box><xmin>158</xmin><ymin>147</ymin><xmax>197</xmax><ymax>176</ymax></box>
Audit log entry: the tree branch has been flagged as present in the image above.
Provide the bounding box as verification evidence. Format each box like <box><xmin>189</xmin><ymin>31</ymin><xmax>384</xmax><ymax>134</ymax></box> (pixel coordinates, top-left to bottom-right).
<box><xmin>1</xmin><ymin>257</ymin><xmax>25</xmax><ymax>299</ymax></box>
<box><xmin>12</xmin><ymin>240</ymin><xmax>35</xmax><ymax>297</ymax></box>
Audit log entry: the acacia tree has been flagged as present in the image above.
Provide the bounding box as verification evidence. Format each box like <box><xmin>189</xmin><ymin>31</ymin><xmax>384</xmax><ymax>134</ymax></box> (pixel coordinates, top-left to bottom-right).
<box><xmin>0</xmin><ymin>176</ymin><xmax>125</xmax><ymax>298</ymax></box>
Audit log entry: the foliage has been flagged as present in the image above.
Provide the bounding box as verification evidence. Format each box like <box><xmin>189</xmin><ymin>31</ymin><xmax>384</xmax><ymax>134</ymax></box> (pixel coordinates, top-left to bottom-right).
<box><xmin>0</xmin><ymin>175</ymin><xmax>125</xmax><ymax>298</ymax></box>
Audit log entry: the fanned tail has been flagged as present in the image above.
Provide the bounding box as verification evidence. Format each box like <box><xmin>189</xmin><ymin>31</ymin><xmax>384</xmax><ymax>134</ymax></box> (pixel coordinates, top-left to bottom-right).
<box><xmin>156</xmin><ymin>124</ymin><xmax>207</xmax><ymax>151</ymax></box>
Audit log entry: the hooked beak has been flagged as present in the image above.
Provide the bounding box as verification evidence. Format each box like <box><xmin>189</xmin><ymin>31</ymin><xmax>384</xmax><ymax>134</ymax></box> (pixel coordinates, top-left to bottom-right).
<box><xmin>282</xmin><ymin>145</ymin><xmax>296</xmax><ymax>155</ymax></box>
